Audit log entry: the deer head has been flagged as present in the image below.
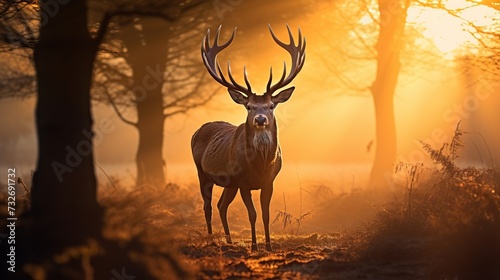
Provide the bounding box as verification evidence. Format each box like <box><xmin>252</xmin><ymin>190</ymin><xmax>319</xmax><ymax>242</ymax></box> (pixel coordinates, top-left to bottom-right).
<box><xmin>201</xmin><ymin>24</ymin><xmax>306</xmax><ymax>133</ymax></box>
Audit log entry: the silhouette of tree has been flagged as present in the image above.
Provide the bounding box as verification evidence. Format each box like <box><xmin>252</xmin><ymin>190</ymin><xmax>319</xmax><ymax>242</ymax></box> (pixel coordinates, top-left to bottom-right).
<box><xmin>320</xmin><ymin>0</ymin><xmax>499</xmax><ymax>188</ymax></box>
<box><xmin>93</xmin><ymin>7</ymin><xmax>216</xmax><ymax>187</ymax></box>
<box><xmin>31</xmin><ymin>0</ymin><xmax>104</xmax><ymax>256</ymax></box>
<box><xmin>1</xmin><ymin>0</ymin><xmax>216</xmax><ymax>187</ymax></box>
<box><xmin>0</xmin><ymin>0</ymin><xmax>207</xmax><ymax>258</ymax></box>
<box><xmin>0</xmin><ymin>1</ymin><xmax>37</xmax><ymax>98</ymax></box>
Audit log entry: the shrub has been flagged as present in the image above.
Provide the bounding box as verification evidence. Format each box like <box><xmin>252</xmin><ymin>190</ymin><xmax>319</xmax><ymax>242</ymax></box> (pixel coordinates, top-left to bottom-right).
<box><xmin>360</xmin><ymin>123</ymin><xmax>500</xmax><ymax>279</ymax></box>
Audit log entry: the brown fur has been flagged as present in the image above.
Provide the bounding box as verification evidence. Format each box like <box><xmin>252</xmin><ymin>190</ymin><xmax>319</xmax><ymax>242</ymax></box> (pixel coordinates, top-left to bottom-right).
<box><xmin>193</xmin><ymin>24</ymin><xmax>305</xmax><ymax>252</ymax></box>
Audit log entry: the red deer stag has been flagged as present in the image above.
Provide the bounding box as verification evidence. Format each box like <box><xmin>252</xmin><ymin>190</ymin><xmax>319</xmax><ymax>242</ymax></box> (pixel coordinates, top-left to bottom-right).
<box><xmin>191</xmin><ymin>24</ymin><xmax>305</xmax><ymax>251</ymax></box>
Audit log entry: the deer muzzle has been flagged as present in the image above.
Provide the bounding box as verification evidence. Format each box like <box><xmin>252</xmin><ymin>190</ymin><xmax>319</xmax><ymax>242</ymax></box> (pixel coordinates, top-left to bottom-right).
<box><xmin>254</xmin><ymin>115</ymin><xmax>268</xmax><ymax>128</ymax></box>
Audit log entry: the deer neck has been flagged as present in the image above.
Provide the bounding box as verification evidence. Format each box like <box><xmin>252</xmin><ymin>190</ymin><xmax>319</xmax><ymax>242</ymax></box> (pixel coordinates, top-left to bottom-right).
<box><xmin>245</xmin><ymin>120</ymin><xmax>278</xmax><ymax>164</ymax></box>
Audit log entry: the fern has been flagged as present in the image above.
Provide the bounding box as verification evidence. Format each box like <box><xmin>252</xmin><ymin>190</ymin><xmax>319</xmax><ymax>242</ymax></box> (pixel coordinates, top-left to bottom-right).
<box><xmin>449</xmin><ymin>121</ymin><xmax>466</xmax><ymax>161</ymax></box>
<box><xmin>419</xmin><ymin>140</ymin><xmax>456</xmax><ymax>175</ymax></box>
<box><xmin>419</xmin><ymin>121</ymin><xmax>466</xmax><ymax>176</ymax></box>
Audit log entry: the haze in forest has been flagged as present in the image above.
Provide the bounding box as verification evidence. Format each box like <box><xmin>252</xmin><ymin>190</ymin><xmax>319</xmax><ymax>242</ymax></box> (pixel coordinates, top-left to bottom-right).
<box><xmin>1</xmin><ymin>0</ymin><xmax>499</xmax><ymax>191</ymax></box>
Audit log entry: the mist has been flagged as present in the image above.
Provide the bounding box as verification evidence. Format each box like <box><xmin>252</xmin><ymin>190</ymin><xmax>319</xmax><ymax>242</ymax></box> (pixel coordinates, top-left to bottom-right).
<box><xmin>1</xmin><ymin>0</ymin><xmax>499</xmax><ymax>278</ymax></box>
<box><xmin>2</xmin><ymin>1</ymin><xmax>499</xmax><ymax>189</ymax></box>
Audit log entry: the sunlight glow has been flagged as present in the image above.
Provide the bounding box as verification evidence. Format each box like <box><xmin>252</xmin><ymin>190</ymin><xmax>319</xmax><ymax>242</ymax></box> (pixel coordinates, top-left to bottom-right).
<box><xmin>408</xmin><ymin>8</ymin><xmax>470</xmax><ymax>54</ymax></box>
<box><xmin>407</xmin><ymin>2</ymin><xmax>497</xmax><ymax>55</ymax></box>
<box><xmin>358</xmin><ymin>0</ymin><xmax>498</xmax><ymax>56</ymax></box>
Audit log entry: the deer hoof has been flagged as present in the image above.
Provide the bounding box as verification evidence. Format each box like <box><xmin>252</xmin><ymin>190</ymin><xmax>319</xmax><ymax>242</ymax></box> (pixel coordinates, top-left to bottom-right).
<box><xmin>266</xmin><ymin>243</ymin><xmax>272</xmax><ymax>251</ymax></box>
<box><xmin>251</xmin><ymin>243</ymin><xmax>258</xmax><ymax>252</ymax></box>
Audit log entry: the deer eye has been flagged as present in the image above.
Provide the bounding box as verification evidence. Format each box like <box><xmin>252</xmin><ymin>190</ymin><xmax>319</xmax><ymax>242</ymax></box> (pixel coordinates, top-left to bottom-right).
<box><xmin>246</xmin><ymin>105</ymin><xmax>251</xmax><ymax>111</ymax></box>
<box><xmin>270</xmin><ymin>104</ymin><xmax>275</xmax><ymax>110</ymax></box>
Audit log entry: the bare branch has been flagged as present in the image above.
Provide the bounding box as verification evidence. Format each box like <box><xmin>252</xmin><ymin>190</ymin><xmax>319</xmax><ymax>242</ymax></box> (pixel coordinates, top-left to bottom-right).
<box><xmin>102</xmin><ymin>86</ymin><xmax>137</xmax><ymax>126</ymax></box>
<box><xmin>164</xmin><ymin>87</ymin><xmax>220</xmax><ymax>119</ymax></box>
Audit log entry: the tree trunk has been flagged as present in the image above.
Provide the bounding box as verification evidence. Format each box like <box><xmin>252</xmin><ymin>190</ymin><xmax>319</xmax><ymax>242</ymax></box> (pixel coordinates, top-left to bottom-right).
<box><xmin>31</xmin><ymin>0</ymin><xmax>102</xmax><ymax>255</ymax></box>
<box><xmin>123</xmin><ymin>18</ymin><xmax>169</xmax><ymax>187</ymax></box>
<box><xmin>135</xmin><ymin>90</ymin><xmax>166</xmax><ymax>187</ymax></box>
<box><xmin>369</xmin><ymin>0</ymin><xmax>409</xmax><ymax>188</ymax></box>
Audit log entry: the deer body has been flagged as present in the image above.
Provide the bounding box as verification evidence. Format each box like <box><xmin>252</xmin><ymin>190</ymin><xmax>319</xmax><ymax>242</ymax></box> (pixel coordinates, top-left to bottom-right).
<box><xmin>192</xmin><ymin>120</ymin><xmax>281</xmax><ymax>189</ymax></box>
<box><xmin>191</xmin><ymin>25</ymin><xmax>305</xmax><ymax>251</ymax></box>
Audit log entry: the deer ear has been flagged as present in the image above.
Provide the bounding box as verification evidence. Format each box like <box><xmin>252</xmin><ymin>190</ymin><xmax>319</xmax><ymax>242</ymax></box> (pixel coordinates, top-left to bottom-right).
<box><xmin>272</xmin><ymin>87</ymin><xmax>295</xmax><ymax>104</ymax></box>
<box><xmin>228</xmin><ymin>89</ymin><xmax>248</xmax><ymax>104</ymax></box>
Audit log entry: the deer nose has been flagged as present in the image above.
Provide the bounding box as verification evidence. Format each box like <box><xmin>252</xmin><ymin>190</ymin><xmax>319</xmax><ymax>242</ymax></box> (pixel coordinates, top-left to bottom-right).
<box><xmin>255</xmin><ymin>115</ymin><xmax>267</xmax><ymax>126</ymax></box>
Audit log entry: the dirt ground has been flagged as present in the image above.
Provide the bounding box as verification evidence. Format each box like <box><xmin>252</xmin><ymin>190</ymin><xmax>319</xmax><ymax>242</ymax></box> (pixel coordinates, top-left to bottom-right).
<box><xmin>2</xmin><ymin>167</ymin><xmax>497</xmax><ymax>280</ymax></box>
<box><xmin>97</xmin><ymin>184</ymin><xmax>427</xmax><ymax>279</ymax></box>
<box><xmin>178</xmin><ymin>232</ymin><xmax>429</xmax><ymax>280</ymax></box>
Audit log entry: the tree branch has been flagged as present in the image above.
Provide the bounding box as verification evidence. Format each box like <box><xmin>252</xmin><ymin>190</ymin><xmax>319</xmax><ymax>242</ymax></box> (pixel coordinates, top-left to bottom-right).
<box><xmin>102</xmin><ymin>86</ymin><xmax>137</xmax><ymax>126</ymax></box>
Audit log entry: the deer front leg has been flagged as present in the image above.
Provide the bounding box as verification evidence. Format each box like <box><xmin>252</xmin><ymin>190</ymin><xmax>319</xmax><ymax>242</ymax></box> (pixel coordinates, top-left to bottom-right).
<box><xmin>199</xmin><ymin>176</ymin><xmax>214</xmax><ymax>234</ymax></box>
<box><xmin>240</xmin><ymin>188</ymin><xmax>258</xmax><ymax>251</ymax></box>
<box><xmin>218</xmin><ymin>187</ymin><xmax>238</xmax><ymax>244</ymax></box>
<box><xmin>261</xmin><ymin>186</ymin><xmax>273</xmax><ymax>251</ymax></box>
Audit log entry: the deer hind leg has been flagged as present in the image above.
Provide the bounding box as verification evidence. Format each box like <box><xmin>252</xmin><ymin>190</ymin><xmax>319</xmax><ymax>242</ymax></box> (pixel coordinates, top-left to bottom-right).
<box><xmin>261</xmin><ymin>186</ymin><xmax>273</xmax><ymax>251</ymax></box>
<box><xmin>217</xmin><ymin>187</ymin><xmax>238</xmax><ymax>244</ymax></box>
<box><xmin>240</xmin><ymin>188</ymin><xmax>258</xmax><ymax>252</ymax></box>
<box><xmin>198</xmin><ymin>172</ymin><xmax>214</xmax><ymax>234</ymax></box>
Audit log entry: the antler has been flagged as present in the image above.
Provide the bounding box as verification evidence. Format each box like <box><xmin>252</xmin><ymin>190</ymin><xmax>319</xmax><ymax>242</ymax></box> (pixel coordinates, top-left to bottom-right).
<box><xmin>201</xmin><ymin>25</ymin><xmax>253</xmax><ymax>96</ymax></box>
<box><xmin>265</xmin><ymin>24</ymin><xmax>306</xmax><ymax>95</ymax></box>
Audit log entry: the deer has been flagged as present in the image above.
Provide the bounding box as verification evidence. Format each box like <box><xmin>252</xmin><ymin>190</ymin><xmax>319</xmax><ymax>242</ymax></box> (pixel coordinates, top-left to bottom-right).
<box><xmin>191</xmin><ymin>24</ymin><xmax>305</xmax><ymax>252</ymax></box>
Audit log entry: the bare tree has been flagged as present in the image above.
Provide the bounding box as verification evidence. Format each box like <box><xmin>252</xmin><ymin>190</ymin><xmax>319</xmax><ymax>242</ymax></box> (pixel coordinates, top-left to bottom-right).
<box><xmin>0</xmin><ymin>0</ymin><xmax>37</xmax><ymax>52</ymax></box>
<box><xmin>367</xmin><ymin>0</ymin><xmax>410</xmax><ymax>187</ymax></box>
<box><xmin>0</xmin><ymin>1</ymin><xmax>201</xmax><ymax>277</ymax></box>
<box><xmin>319</xmin><ymin>0</ymin><xmax>411</xmax><ymax>188</ymax></box>
<box><xmin>0</xmin><ymin>1</ymin><xmax>37</xmax><ymax>98</ymax></box>
<box><xmin>31</xmin><ymin>0</ymin><xmax>104</xmax><ymax>257</ymax></box>
<box><xmin>1</xmin><ymin>0</ymin><xmax>217</xmax><ymax>187</ymax></box>
<box><xmin>367</xmin><ymin>0</ymin><xmax>499</xmax><ymax>187</ymax></box>
<box><xmin>93</xmin><ymin>7</ymin><xmax>217</xmax><ymax>187</ymax></box>
<box><xmin>320</xmin><ymin>0</ymin><xmax>499</xmax><ymax>188</ymax></box>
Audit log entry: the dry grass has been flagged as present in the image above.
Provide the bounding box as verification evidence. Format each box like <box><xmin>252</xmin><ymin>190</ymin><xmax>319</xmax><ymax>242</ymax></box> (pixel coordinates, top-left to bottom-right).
<box><xmin>1</xmin><ymin>123</ymin><xmax>499</xmax><ymax>279</ymax></box>
<box><xmin>354</xmin><ymin>123</ymin><xmax>500</xmax><ymax>279</ymax></box>
<box><xmin>272</xmin><ymin>192</ymin><xmax>312</xmax><ymax>235</ymax></box>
